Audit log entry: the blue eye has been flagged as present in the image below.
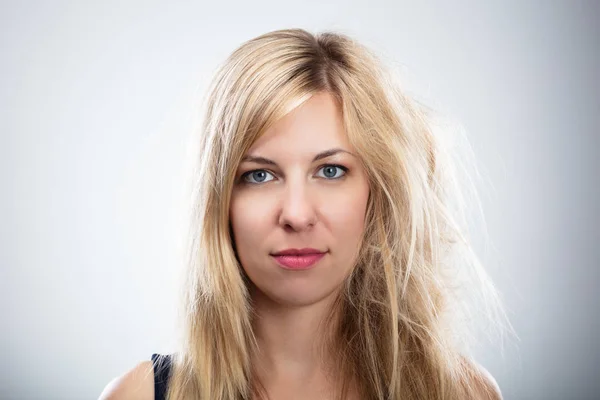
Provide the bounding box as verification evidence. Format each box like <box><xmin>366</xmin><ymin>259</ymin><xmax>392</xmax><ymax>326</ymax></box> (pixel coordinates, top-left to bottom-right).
<box><xmin>240</xmin><ymin>164</ymin><xmax>348</xmax><ymax>185</ymax></box>
<box><xmin>316</xmin><ymin>164</ymin><xmax>347</xmax><ymax>179</ymax></box>
<box><xmin>242</xmin><ymin>170</ymin><xmax>275</xmax><ymax>184</ymax></box>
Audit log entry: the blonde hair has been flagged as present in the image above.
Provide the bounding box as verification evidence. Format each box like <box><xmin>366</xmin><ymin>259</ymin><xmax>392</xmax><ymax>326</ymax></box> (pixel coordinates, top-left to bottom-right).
<box><xmin>162</xmin><ymin>28</ymin><xmax>512</xmax><ymax>399</ymax></box>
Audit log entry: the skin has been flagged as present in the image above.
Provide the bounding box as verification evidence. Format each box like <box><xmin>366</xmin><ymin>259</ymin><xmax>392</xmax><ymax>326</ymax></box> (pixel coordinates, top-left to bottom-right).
<box><xmin>229</xmin><ymin>91</ymin><xmax>370</xmax><ymax>399</ymax></box>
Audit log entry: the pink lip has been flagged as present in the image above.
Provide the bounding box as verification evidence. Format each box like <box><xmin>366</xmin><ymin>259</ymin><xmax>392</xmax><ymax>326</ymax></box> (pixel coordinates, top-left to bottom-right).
<box><xmin>272</xmin><ymin>248</ymin><xmax>325</xmax><ymax>256</ymax></box>
<box><xmin>271</xmin><ymin>250</ymin><xmax>326</xmax><ymax>270</ymax></box>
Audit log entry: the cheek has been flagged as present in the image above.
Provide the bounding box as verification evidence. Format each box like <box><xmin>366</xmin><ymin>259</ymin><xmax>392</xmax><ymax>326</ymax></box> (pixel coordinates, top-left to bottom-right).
<box><xmin>323</xmin><ymin>186</ymin><xmax>369</xmax><ymax>247</ymax></box>
<box><xmin>230</xmin><ymin>193</ymin><xmax>272</xmax><ymax>254</ymax></box>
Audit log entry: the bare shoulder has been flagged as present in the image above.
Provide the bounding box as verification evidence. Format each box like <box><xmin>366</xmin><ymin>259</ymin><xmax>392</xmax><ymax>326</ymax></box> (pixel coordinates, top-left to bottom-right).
<box><xmin>98</xmin><ymin>360</ymin><xmax>154</xmax><ymax>400</ymax></box>
<box><xmin>468</xmin><ymin>358</ymin><xmax>503</xmax><ymax>400</ymax></box>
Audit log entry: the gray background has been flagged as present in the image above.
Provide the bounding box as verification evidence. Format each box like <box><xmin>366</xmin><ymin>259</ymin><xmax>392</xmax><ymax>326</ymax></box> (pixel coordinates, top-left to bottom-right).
<box><xmin>1</xmin><ymin>1</ymin><xmax>598</xmax><ymax>399</ymax></box>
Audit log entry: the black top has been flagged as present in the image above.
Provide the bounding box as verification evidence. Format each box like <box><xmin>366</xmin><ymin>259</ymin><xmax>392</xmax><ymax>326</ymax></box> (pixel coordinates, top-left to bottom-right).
<box><xmin>151</xmin><ymin>353</ymin><xmax>172</xmax><ymax>400</ymax></box>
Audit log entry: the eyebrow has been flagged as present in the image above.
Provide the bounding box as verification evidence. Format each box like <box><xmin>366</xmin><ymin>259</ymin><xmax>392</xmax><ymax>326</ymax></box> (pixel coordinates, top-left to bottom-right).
<box><xmin>241</xmin><ymin>148</ymin><xmax>354</xmax><ymax>166</ymax></box>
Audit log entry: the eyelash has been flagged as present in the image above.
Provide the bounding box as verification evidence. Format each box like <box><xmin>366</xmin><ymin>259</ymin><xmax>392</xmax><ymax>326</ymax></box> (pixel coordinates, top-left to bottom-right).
<box><xmin>240</xmin><ymin>164</ymin><xmax>349</xmax><ymax>185</ymax></box>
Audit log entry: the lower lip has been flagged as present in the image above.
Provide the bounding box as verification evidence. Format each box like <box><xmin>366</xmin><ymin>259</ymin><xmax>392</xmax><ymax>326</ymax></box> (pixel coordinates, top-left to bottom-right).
<box><xmin>271</xmin><ymin>253</ymin><xmax>326</xmax><ymax>270</ymax></box>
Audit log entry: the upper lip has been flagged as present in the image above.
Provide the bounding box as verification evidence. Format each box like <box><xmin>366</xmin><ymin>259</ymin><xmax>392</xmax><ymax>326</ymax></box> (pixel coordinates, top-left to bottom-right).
<box><xmin>271</xmin><ymin>248</ymin><xmax>326</xmax><ymax>256</ymax></box>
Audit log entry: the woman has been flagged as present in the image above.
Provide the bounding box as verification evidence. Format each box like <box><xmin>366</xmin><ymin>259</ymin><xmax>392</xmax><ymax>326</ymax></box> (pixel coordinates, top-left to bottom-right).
<box><xmin>100</xmin><ymin>28</ymin><xmax>508</xmax><ymax>399</ymax></box>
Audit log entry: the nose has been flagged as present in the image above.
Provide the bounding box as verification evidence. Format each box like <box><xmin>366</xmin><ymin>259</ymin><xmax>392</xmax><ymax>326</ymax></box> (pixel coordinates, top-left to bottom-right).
<box><xmin>277</xmin><ymin>180</ymin><xmax>317</xmax><ymax>232</ymax></box>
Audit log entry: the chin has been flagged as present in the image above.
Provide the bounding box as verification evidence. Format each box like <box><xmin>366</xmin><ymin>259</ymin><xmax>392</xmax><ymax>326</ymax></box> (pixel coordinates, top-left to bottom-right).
<box><xmin>261</xmin><ymin>285</ymin><xmax>340</xmax><ymax>308</ymax></box>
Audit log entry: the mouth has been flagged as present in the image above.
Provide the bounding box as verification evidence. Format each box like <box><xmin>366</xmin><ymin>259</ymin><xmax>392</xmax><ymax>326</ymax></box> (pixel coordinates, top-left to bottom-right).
<box><xmin>270</xmin><ymin>248</ymin><xmax>327</xmax><ymax>270</ymax></box>
<box><xmin>271</xmin><ymin>247</ymin><xmax>326</xmax><ymax>256</ymax></box>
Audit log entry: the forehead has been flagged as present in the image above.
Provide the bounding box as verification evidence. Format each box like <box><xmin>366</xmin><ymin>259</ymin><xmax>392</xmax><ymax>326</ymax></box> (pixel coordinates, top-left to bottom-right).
<box><xmin>247</xmin><ymin>92</ymin><xmax>351</xmax><ymax>156</ymax></box>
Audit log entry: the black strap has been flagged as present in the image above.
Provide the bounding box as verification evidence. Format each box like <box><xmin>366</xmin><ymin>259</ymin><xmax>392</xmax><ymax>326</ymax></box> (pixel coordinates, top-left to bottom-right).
<box><xmin>151</xmin><ymin>353</ymin><xmax>172</xmax><ymax>400</ymax></box>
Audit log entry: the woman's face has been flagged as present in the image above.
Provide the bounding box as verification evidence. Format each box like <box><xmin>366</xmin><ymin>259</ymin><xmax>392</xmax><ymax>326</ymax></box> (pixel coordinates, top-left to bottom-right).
<box><xmin>229</xmin><ymin>92</ymin><xmax>370</xmax><ymax>307</ymax></box>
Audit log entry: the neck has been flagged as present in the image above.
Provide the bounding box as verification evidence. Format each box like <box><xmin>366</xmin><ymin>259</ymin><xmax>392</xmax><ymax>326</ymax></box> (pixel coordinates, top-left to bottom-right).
<box><xmin>249</xmin><ymin>284</ymin><xmax>342</xmax><ymax>385</ymax></box>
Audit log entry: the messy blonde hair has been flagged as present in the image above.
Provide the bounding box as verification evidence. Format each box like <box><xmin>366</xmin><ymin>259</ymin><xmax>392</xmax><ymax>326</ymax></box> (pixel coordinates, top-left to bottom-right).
<box><xmin>162</xmin><ymin>28</ymin><xmax>511</xmax><ymax>399</ymax></box>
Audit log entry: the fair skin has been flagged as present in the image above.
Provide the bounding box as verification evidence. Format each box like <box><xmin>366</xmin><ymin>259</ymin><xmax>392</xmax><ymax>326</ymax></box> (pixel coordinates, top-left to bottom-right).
<box><xmin>98</xmin><ymin>361</ymin><xmax>154</xmax><ymax>400</ymax></box>
<box><xmin>229</xmin><ymin>91</ymin><xmax>370</xmax><ymax>399</ymax></box>
<box><xmin>98</xmin><ymin>91</ymin><xmax>501</xmax><ymax>399</ymax></box>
